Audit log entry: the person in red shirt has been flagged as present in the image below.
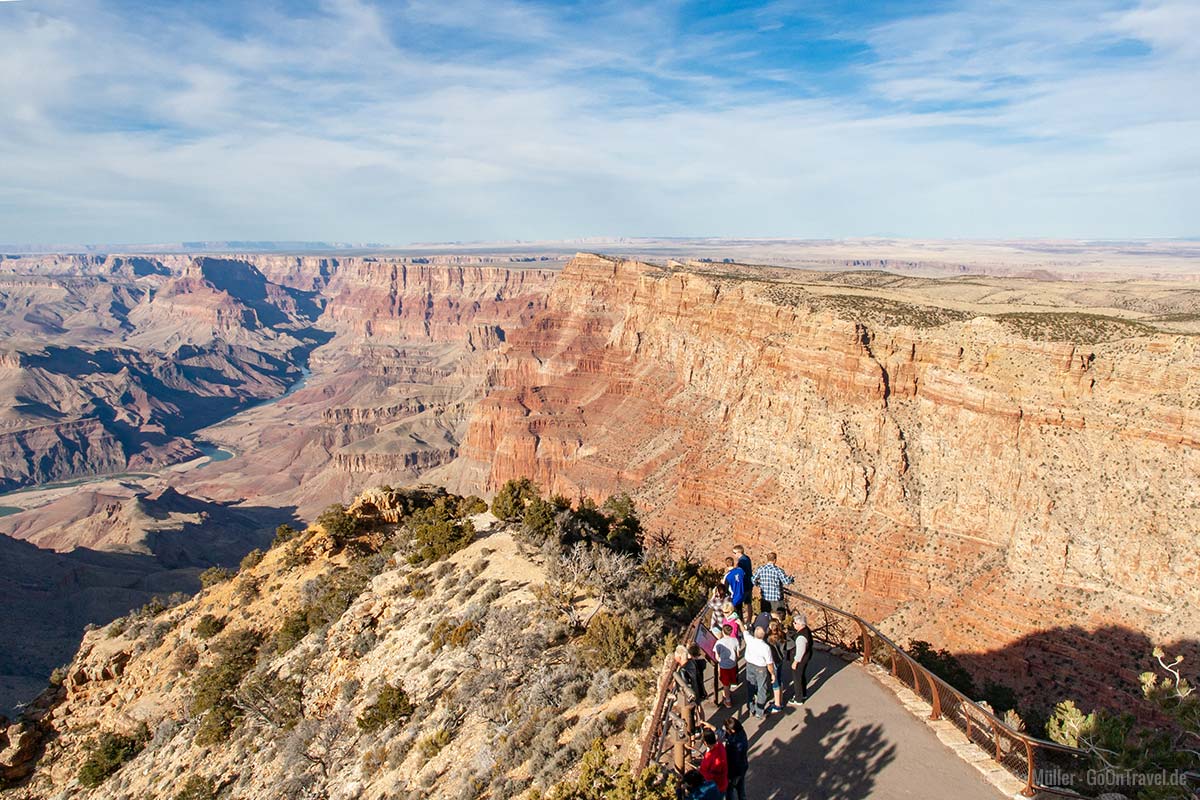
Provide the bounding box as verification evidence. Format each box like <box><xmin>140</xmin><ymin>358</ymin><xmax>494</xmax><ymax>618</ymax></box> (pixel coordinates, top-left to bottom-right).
<box><xmin>699</xmin><ymin>729</ymin><xmax>729</xmax><ymax>792</ymax></box>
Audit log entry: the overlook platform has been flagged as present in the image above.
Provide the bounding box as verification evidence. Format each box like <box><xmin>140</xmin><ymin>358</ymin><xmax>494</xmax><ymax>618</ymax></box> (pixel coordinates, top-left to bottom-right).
<box><xmin>698</xmin><ymin>648</ymin><xmax>1008</xmax><ymax>800</ymax></box>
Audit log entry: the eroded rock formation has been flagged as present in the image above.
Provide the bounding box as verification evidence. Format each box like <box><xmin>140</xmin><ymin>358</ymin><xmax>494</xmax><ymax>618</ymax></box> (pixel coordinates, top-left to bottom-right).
<box><xmin>462</xmin><ymin>254</ymin><xmax>1200</xmax><ymax>704</ymax></box>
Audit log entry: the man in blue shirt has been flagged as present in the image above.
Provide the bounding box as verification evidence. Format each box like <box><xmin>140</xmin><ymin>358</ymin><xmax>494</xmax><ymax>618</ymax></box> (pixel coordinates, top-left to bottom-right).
<box><xmin>751</xmin><ymin>552</ymin><xmax>794</xmax><ymax>614</ymax></box>
<box><xmin>723</xmin><ymin>557</ymin><xmax>745</xmax><ymax>618</ymax></box>
<box><xmin>732</xmin><ymin>545</ymin><xmax>751</xmax><ymax>616</ymax></box>
<box><xmin>683</xmin><ymin>769</ymin><xmax>723</xmax><ymax>800</ymax></box>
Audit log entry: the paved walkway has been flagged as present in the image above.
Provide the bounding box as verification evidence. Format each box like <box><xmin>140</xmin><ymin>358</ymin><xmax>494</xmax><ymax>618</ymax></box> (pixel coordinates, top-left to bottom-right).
<box><xmin>699</xmin><ymin>649</ymin><xmax>1007</xmax><ymax>800</ymax></box>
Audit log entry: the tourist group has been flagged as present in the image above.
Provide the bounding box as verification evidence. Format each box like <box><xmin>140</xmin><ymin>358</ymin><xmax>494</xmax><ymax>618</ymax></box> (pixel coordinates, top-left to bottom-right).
<box><xmin>672</xmin><ymin>546</ymin><xmax>813</xmax><ymax>800</ymax></box>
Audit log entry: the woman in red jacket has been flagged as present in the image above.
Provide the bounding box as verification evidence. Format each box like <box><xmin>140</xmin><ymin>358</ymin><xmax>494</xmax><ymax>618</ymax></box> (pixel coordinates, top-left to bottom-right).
<box><xmin>699</xmin><ymin>729</ymin><xmax>729</xmax><ymax>792</ymax></box>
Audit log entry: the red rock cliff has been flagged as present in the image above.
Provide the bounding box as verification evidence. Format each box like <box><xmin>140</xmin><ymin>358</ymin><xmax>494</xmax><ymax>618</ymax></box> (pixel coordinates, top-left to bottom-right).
<box><xmin>463</xmin><ymin>253</ymin><xmax>1200</xmax><ymax>704</ymax></box>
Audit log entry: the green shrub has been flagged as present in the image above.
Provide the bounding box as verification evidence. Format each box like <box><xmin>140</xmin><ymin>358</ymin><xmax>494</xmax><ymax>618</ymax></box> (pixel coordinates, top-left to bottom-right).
<box><xmin>195</xmin><ymin>703</ymin><xmax>240</xmax><ymax>746</ymax></box>
<box><xmin>1044</xmin><ymin>648</ymin><xmax>1199</xmax><ymax>798</ymax></box>
<box><xmin>460</xmin><ymin>495</ymin><xmax>488</xmax><ymax>515</ymax></box>
<box><xmin>175</xmin><ymin>775</ymin><xmax>217</xmax><ymax>800</ymax></box>
<box><xmin>236</xmin><ymin>574</ymin><xmax>263</xmax><ymax>603</ymax></box>
<box><xmin>908</xmin><ymin>640</ymin><xmax>977</xmax><ymax>697</ymax></box>
<box><xmin>600</xmin><ymin>494</ymin><xmax>642</xmax><ymax>554</ymax></box>
<box><xmin>239</xmin><ymin>549</ymin><xmax>265</xmax><ymax>571</ymax></box>
<box><xmin>639</xmin><ymin>551</ymin><xmax>721</xmax><ymax>626</ymax></box>
<box><xmin>553</xmin><ymin>496</ymin><xmax>644</xmax><ymax>557</ymax></box>
<box><xmin>269</xmin><ymin>561</ymin><xmax>379</xmax><ymax>654</ymax></box>
<box><xmin>174</xmin><ymin>643</ymin><xmax>200</xmax><ymax>671</ymax></box>
<box><xmin>981</xmin><ymin>681</ymin><xmax>1019</xmax><ymax>715</ymax></box>
<box><xmin>491</xmin><ymin>478</ymin><xmax>540</xmax><ymax>521</ymax></box>
<box><xmin>580</xmin><ymin>613</ymin><xmax>638</xmax><ymax>670</ymax></box>
<box><xmin>191</xmin><ymin>629</ymin><xmax>262</xmax><ymax>743</ymax></box>
<box><xmin>302</xmin><ymin>565</ymin><xmax>372</xmax><ymax>630</ymax></box>
<box><xmin>357</xmin><ymin>684</ymin><xmax>415</xmax><ymax>733</ymax></box>
<box><xmin>520</xmin><ymin>497</ymin><xmax>558</xmax><ymax>547</ymax></box>
<box><xmin>407</xmin><ymin>506</ymin><xmax>476</xmax><ymax>565</ymax></box>
<box><xmin>281</xmin><ymin>540</ymin><xmax>311</xmax><ymax>569</ymax></box>
<box><xmin>316</xmin><ymin>503</ymin><xmax>360</xmax><ymax>546</ymax></box>
<box><xmin>199</xmin><ymin>566</ymin><xmax>235</xmax><ymax>589</ymax></box>
<box><xmin>136</xmin><ymin>596</ymin><xmax>168</xmax><ymax>617</ymax></box>
<box><xmin>544</xmin><ymin>739</ymin><xmax>677</xmax><ymax>799</ymax></box>
<box><xmin>429</xmin><ymin>618</ymin><xmax>480</xmax><ymax>652</ymax></box>
<box><xmin>77</xmin><ymin>725</ymin><xmax>149</xmax><ymax>788</ymax></box>
<box><xmin>194</xmin><ymin>615</ymin><xmax>226</xmax><ymax>640</ymax></box>
<box><xmin>272</xmin><ymin>523</ymin><xmax>300</xmax><ymax>548</ymax></box>
<box><xmin>271</xmin><ymin>610</ymin><xmax>311</xmax><ymax>653</ymax></box>
<box><xmin>238</xmin><ymin>672</ymin><xmax>303</xmax><ymax>730</ymax></box>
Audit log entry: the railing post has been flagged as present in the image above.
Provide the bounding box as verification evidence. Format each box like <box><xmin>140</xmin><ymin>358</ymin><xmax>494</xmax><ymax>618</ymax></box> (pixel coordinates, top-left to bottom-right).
<box><xmin>857</xmin><ymin>620</ymin><xmax>871</xmax><ymax>665</ymax></box>
<box><xmin>926</xmin><ymin>671</ymin><xmax>942</xmax><ymax>721</ymax></box>
<box><xmin>993</xmin><ymin>722</ymin><xmax>1002</xmax><ymax>761</ymax></box>
<box><xmin>1022</xmin><ymin>739</ymin><xmax>1037</xmax><ymax>797</ymax></box>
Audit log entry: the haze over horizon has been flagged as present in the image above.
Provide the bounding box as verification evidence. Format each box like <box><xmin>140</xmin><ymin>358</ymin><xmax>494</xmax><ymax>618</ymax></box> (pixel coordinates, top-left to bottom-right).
<box><xmin>2</xmin><ymin>0</ymin><xmax>1196</xmax><ymax>244</ymax></box>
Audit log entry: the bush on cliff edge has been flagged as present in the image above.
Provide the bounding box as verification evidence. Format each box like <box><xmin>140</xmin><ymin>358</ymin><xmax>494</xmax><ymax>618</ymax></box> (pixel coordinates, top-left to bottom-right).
<box><xmin>77</xmin><ymin>724</ymin><xmax>150</xmax><ymax>788</ymax></box>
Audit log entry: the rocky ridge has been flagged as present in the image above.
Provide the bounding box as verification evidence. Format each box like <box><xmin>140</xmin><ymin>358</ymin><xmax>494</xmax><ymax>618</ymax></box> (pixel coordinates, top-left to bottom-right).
<box><xmin>0</xmin><ymin>488</ymin><xmax>677</xmax><ymax>800</ymax></box>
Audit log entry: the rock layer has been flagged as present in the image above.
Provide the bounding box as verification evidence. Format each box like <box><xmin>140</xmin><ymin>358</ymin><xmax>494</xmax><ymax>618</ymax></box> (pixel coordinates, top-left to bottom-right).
<box><xmin>463</xmin><ymin>254</ymin><xmax>1200</xmax><ymax>704</ymax></box>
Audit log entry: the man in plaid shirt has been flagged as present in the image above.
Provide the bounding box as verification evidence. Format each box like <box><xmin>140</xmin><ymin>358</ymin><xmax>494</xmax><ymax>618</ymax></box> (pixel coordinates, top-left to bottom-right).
<box><xmin>751</xmin><ymin>552</ymin><xmax>794</xmax><ymax>614</ymax></box>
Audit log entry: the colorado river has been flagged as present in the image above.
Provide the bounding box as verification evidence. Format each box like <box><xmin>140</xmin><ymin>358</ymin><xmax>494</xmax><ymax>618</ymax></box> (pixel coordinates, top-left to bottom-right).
<box><xmin>0</xmin><ymin>367</ymin><xmax>310</xmax><ymax>516</ymax></box>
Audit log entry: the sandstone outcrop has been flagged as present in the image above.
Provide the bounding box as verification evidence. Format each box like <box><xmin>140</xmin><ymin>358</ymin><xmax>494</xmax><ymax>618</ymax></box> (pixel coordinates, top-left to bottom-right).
<box><xmin>0</xmin><ymin>500</ymin><xmax>645</xmax><ymax>800</ymax></box>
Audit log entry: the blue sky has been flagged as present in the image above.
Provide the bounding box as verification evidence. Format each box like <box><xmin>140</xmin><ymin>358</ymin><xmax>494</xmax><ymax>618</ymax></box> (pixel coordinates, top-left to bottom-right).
<box><xmin>0</xmin><ymin>0</ymin><xmax>1196</xmax><ymax>243</ymax></box>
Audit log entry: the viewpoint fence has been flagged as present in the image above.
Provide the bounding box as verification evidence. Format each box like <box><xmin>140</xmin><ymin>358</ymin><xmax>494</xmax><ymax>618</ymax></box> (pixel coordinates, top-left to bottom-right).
<box><xmin>636</xmin><ymin>588</ymin><xmax>1091</xmax><ymax>797</ymax></box>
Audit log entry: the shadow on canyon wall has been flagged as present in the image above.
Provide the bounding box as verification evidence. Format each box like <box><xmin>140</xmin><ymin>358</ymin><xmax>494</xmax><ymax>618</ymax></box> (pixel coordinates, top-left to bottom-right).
<box><xmin>953</xmin><ymin>624</ymin><xmax>1200</xmax><ymax>725</ymax></box>
<box><xmin>0</xmin><ymin>501</ymin><xmax>304</xmax><ymax>714</ymax></box>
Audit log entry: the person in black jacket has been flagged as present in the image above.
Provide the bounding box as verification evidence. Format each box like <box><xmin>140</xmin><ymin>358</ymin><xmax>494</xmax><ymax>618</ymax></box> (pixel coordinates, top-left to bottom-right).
<box><xmin>673</xmin><ymin>644</ymin><xmax>708</xmax><ymax>732</ymax></box>
<box><xmin>789</xmin><ymin>613</ymin><xmax>814</xmax><ymax>706</ymax></box>
<box><xmin>683</xmin><ymin>643</ymin><xmax>707</xmax><ymax>703</ymax></box>
<box><xmin>722</xmin><ymin>716</ymin><xmax>749</xmax><ymax>800</ymax></box>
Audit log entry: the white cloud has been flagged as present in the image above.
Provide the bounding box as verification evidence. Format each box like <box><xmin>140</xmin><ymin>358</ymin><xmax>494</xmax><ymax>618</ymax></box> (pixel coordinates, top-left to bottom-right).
<box><xmin>0</xmin><ymin>0</ymin><xmax>1195</xmax><ymax>242</ymax></box>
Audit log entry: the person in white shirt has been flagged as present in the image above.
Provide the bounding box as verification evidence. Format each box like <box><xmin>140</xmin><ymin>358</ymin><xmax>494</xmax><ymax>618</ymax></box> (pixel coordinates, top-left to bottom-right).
<box><xmin>713</xmin><ymin>623</ymin><xmax>741</xmax><ymax>708</ymax></box>
<box><xmin>742</xmin><ymin>626</ymin><xmax>776</xmax><ymax>718</ymax></box>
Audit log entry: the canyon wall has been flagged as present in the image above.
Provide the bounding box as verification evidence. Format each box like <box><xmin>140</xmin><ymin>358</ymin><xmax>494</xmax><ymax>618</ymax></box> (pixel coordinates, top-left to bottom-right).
<box><xmin>176</xmin><ymin>258</ymin><xmax>559</xmax><ymax>516</ymax></box>
<box><xmin>0</xmin><ymin>254</ymin><xmax>558</xmax><ymax>496</ymax></box>
<box><xmin>0</xmin><ymin>254</ymin><xmax>558</xmax><ymax>710</ymax></box>
<box><xmin>463</xmin><ymin>254</ymin><xmax>1200</xmax><ymax>706</ymax></box>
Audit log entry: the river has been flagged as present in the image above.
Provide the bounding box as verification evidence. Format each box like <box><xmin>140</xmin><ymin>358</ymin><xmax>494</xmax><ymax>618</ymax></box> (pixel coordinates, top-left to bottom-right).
<box><xmin>0</xmin><ymin>367</ymin><xmax>310</xmax><ymax>517</ymax></box>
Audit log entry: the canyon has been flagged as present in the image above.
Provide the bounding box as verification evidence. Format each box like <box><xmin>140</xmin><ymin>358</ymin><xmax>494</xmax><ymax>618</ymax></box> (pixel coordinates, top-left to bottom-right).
<box><xmin>0</xmin><ymin>253</ymin><xmax>558</xmax><ymax>712</ymax></box>
<box><xmin>1</xmin><ymin>242</ymin><xmax>1198</xmax><ymax>720</ymax></box>
<box><xmin>461</xmin><ymin>253</ymin><xmax>1200</xmax><ymax>710</ymax></box>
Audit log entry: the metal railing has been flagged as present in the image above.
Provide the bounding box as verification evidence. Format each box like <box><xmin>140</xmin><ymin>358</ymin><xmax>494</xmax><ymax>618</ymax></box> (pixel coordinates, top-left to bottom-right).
<box><xmin>635</xmin><ymin>605</ymin><xmax>714</xmax><ymax>776</ymax></box>
<box><xmin>637</xmin><ymin>588</ymin><xmax>1091</xmax><ymax>797</ymax></box>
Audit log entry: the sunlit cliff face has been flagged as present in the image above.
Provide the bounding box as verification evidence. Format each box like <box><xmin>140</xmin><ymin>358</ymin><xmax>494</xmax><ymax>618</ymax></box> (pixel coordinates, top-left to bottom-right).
<box><xmin>463</xmin><ymin>254</ymin><xmax>1200</xmax><ymax>705</ymax></box>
